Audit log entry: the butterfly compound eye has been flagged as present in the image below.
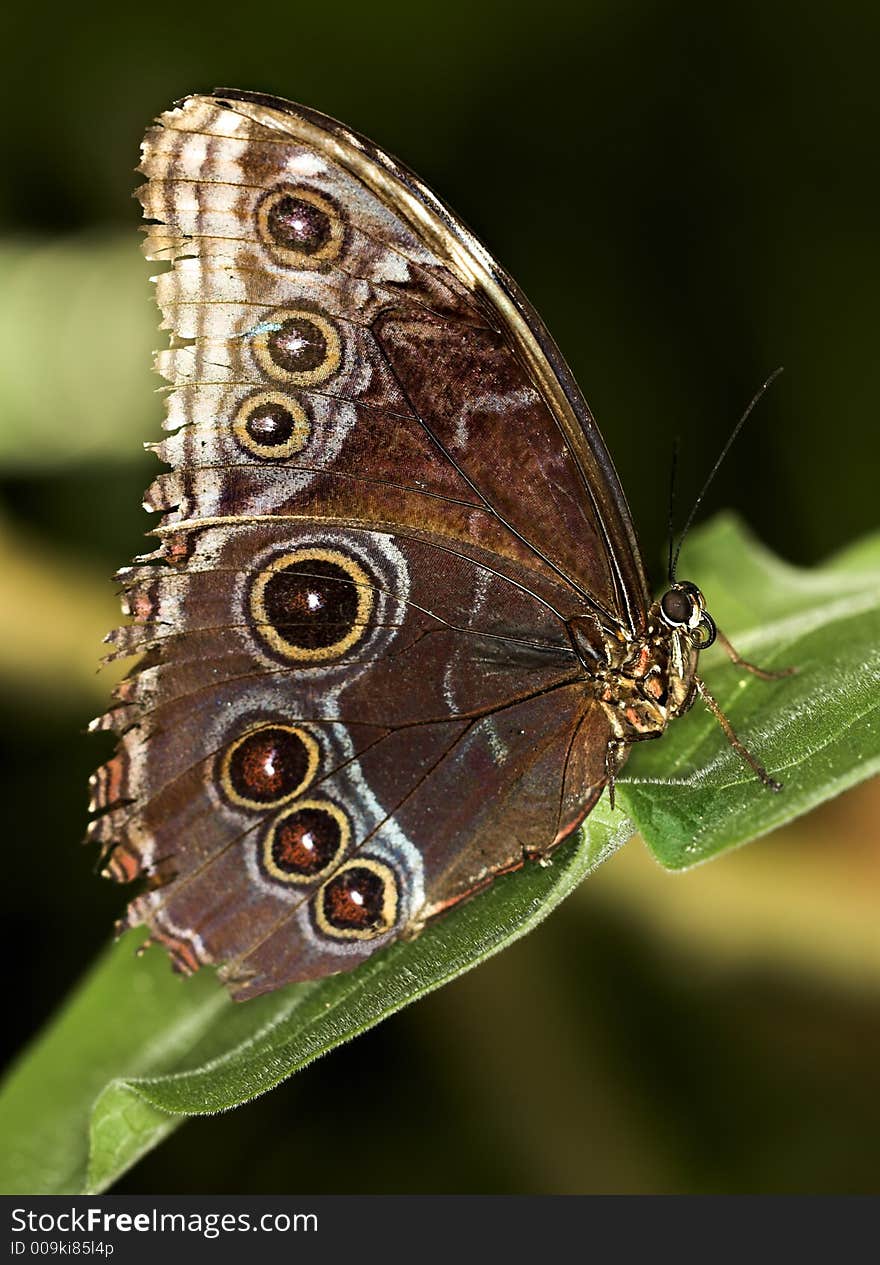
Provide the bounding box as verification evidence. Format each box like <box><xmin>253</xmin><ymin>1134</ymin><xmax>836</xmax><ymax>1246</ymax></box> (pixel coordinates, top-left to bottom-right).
<box><xmin>660</xmin><ymin>587</ymin><xmax>694</xmax><ymax>626</ymax></box>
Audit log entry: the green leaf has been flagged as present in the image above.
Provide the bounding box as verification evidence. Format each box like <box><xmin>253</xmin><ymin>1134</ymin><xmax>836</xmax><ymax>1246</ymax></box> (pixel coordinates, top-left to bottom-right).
<box><xmin>1</xmin><ymin>515</ymin><xmax>876</xmax><ymax>1193</ymax></box>
<box><xmin>619</xmin><ymin>514</ymin><xmax>880</xmax><ymax>868</ymax></box>
<box><xmin>0</xmin><ymin>804</ymin><xmax>629</xmax><ymax>1194</ymax></box>
<box><xmin>0</xmin><ymin>934</ymin><xmax>227</xmax><ymax>1195</ymax></box>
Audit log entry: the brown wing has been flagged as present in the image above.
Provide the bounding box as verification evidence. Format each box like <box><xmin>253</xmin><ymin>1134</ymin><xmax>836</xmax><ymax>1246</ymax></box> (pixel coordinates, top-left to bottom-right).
<box><xmin>139</xmin><ymin>90</ymin><xmax>649</xmax><ymax>630</ymax></box>
<box><xmin>91</xmin><ymin>519</ymin><xmax>612</xmax><ymax>998</ymax></box>
<box><xmin>89</xmin><ymin>92</ymin><xmax>628</xmax><ymax>997</ymax></box>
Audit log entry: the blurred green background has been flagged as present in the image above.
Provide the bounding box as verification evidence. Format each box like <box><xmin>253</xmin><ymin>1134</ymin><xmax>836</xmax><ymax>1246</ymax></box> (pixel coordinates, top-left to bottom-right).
<box><xmin>1</xmin><ymin>0</ymin><xmax>879</xmax><ymax>1192</ymax></box>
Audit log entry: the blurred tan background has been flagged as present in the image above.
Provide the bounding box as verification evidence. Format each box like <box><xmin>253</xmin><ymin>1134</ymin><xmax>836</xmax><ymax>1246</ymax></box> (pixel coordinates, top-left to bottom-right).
<box><xmin>1</xmin><ymin>0</ymin><xmax>878</xmax><ymax>1192</ymax></box>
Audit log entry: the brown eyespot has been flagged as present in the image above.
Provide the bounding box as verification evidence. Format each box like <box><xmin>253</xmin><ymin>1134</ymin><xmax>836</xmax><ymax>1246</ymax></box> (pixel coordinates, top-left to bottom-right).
<box><xmin>252</xmin><ymin>307</ymin><xmax>342</xmax><ymax>387</ymax></box>
<box><xmin>232</xmin><ymin>391</ymin><xmax>311</xmax><ymax>460</ymax></box>
<box><xmin>218</xmin><ymin>723</ymin><xmax>321</xmax><ymax>809</ymax></box>
<box><xmin>261</xmin><ymin>800</ymin><xmax>349</xmax><ymax>885</ymax></box>
<box><xmin>314</xmin><ymin>858</ymin><xmax>399</xmax><ymax>940</ymax></box>
<box><xmin>220</xmin><ymin>723</ymin><xmax>320</xmax><ymax>809</ymax></box>
<box><xmin>256</xmin><ymin>185</ymin><xmax>345</xmax><ymax>269</ymax></box>
<box><xmin>249</xmin><ymin>547</ymin><xmax>374</xmax><ymax>664</ymax></box>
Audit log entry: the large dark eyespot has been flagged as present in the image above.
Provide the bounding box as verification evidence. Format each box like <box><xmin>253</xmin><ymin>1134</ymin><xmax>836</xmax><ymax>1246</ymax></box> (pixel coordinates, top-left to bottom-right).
<box><xmin>252</xmin><ymin>307</ymin><xmax>341</xmax><ymax>386</ymax></box>
<box><xmin>262</xmin><ymin>559</ymin><xmax>359</xmax><ymax>649</ymax></box>
<box><xmin>249</xmin><ymin>547</ymin><xmax>374</xmax><ymax>663</ymax></box>
<box><xmin>232</xmin><ymin>391</ymin><xmax>311</xmax><ymax>460</ymax></box>
<box><xmin>660</xmin><ymin>587</ymin><xmax>695</xmax><ymax>626</ymax></box>
<box><xmin>256</xmin><ymin>186</ymin><xmax>345</xmax><ymax>268</ymax></box>
<box><xmin>261</xmin><ymin>800</ymin><xmax>349</xmax><ymax>885</ymax></box>
<box><xmin>221</xmin><ymin>724</ymin><xmax>319</xmax><ymax>809</ymax></box>
<box><xmin>315</xmin><ymin>859</ymin><xmax>398</xmax><ymax>940</ymax></box>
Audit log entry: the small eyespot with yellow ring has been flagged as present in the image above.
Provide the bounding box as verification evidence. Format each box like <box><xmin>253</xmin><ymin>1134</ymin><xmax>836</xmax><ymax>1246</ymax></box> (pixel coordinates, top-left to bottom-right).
<box><xmin>232</xmin><ymin>391</ymin><xmax>311</xmax><ymax>460</ymax></box>
<box><xmin>256</xmin><ymin>185</ymin><xmax>345</xmax><ymax>270</ymax></box>
<box><xmin>260</xmin><ymin>799</ymin><xmax>350</xmax><ymax>885</ymax></box>
<box><xmin>251</xmin><ymin>306</ymin><xmax>342</xmax><ymax>387</ymax></box>
<box><xmin>220</xmin><ymin>723</ymin><xmax>320</xmax><ymax>810</ymax></box>
<box><xmin>314</xmin><ymin>857</ymin><xmax>399</xmax><ymax>940</ymax></box>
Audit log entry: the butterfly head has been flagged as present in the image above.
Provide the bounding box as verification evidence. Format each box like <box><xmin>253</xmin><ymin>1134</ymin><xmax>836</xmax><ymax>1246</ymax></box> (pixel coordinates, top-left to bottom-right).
<box><xmin>657</xmin><ymin>579</ymin><xmax>717</xmax><ymax>650</ymax></box>
<box><xmin>623</xmin><ymin>579</ymin><xmax>716</xmax><ymax>727</ymax></box>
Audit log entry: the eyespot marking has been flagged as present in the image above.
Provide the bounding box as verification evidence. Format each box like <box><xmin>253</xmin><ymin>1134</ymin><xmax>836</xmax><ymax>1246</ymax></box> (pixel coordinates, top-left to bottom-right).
<box><xmin>251</xmin><ymin>306</ymin><xmax>342</xmax><ymax>386</ymax></box>
<box><xmin>249</xmin><ymin>547</ymin><xmax>374</xmax><ymax>664</ymax></box>
<box><xmin>232</xmin><ymin>390</ymin><xmax>311</xmax><ymax>460</ymax></box>
<box><xmin>314</xmin><ymin>857</ymin><xmax>399</xmax><ymax>940</ymax></box>
<box><xmin>256</xmin><ymin>185</ymin><xmax>345</xmax><ymax>269</ymax></box>
<box><xmin>220</xmin><ymin>723</ymin><xmax>320</xmax><ymax>809</ymax></box>
<box><xmin>261</xmin><ymin>799</ymin><xmax>349</xmax><ymax>884</ymax></box>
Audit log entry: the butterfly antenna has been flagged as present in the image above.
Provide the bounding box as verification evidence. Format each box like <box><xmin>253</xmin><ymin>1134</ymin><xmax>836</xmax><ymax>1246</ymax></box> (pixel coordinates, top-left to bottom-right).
<box><xmin>666</xmin><ymin>435</ymin><xmax>680</xmax><ymax>583</ymax></box>
<box><xmin>669</xmin><ymin>366</ymin><xmax>784</xmax><ymax>581</ymax></box>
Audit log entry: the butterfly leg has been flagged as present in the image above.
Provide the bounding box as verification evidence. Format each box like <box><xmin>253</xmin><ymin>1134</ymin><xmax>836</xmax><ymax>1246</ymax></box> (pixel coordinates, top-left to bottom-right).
<box><xmin>716</xmin><ymin>626</ymin><xmax>797</xmax><ymax>681</ymax></box>
<box><xmin>604</xmin><ymin>740</ymin><xmax>627</xmax><ymax>810</ymax></box>
<box><xmin>695</xmin><ymin>676</ymin><xmax>782</xmax><ymax>791</ymax></box>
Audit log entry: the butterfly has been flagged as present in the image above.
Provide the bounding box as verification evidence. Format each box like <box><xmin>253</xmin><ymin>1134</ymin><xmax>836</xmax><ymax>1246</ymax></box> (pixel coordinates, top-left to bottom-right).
<box><xmin>88</xmin><ymin>90</ymin><xmax>785</xmax><ymax>1000</ymax></box>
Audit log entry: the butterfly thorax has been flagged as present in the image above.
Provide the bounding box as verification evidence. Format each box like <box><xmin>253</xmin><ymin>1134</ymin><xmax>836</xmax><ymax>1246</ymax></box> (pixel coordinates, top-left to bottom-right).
<box><xmin>568</xmin><ymin>580</ymin><xmax>713</xmax><ymax>744</ymax></box>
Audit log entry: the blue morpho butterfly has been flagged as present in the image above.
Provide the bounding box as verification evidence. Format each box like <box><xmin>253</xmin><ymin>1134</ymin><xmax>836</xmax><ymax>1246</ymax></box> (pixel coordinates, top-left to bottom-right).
<box><xmin>88</xmin><ymin>90</ymin><xmax>790</xmax><ymax>998</ymax></box>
